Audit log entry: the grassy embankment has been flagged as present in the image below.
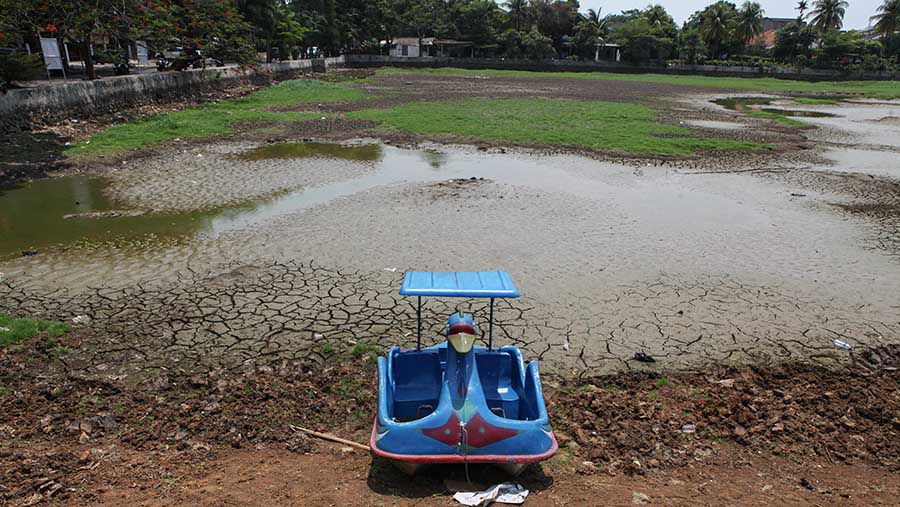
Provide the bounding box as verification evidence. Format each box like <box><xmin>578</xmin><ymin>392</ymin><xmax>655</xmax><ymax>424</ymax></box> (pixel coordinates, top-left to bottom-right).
<box><xmin>66</xmin><ymin>80</ymin><xmax>364</xmax><ymax>156</ymax></box>
<box><xmin>0</xmin><ymin>313</ymin><xmax>69</xmax><ymax>347</ymax></box>
<box><xmin>350</xmin><ymin>98</ymin><xmax>762</xmax><ymax>155</ymax></box>
<box><xmin>377</xmin><ymin>67</ymin><xmax>900</xmax><ymax>100</ymax></box>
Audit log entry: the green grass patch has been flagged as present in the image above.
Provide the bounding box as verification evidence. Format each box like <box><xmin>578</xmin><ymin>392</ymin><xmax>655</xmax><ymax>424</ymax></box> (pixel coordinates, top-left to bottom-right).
<box><xmin>0</xmin><ymin>313</ymin><xmax>70</xmax><ymax>347</ymax></box>
<box><xmin>350</xmin><ymin>98</ymin><xmax>762</xmax><ymax>155</ymax></box>
<box><xmin>67</xmin><ymin>80</ymin><xmax>364</xmax><ymax>155</ymax></box>
<box><xmin>748</xmin><ymin>110</ymin><xmax>807</xmax><ymax>127</ymax></box>
<box><xmin>378</xmin><ymin>67</ymin><xmax>900</xmax><ymax>100</ymax></box>
<box><xmin>790</xmin><ymin>97</ymin><xmax>840</xmax><ymax>105</ymax></box>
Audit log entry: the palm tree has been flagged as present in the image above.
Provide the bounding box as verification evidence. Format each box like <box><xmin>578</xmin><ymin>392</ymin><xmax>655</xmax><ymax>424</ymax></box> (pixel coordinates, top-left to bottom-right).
<box><xmin>736</xmin><ymin>1</ymin><xmax>765</xmax><ymax>45</ymax></box>
<box><xmin>701</xmin><ymin>3</ymin><xmax>731</xmax><ymax>58</ymax></box>
<box><xmin>506</xmin><ymin>0</ymin><xmax>528</xmax><ymax>31</ymax></box>
<box><xmin>870</xmin><ymin>0</ymin><xmax>900</xmax><ymax>43</ymax></box>
<box><xmin>797</xmin><ymin>0</ymin><xmax>809</xmax><ymax>20</ymax></box>
<box><xmin>809</xmin><ymin>0</ymin><xmax>849</xmax><ymax>32</ymax></box>
<box><xmin>586</xmin><ymin>8</ymin><xmax>602</xmax><ymax>26</ymax></box>
<box><xmin>644</xmin><ymin>5</ymin><xmax>671</xmax><ymax>28</ymax></box>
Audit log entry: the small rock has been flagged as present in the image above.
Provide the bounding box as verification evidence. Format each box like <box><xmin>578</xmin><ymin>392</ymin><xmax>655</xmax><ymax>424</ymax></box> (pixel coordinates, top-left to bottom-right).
<box><xmin>78</xmin><ymin>431</ymin><xmax>90</xmax><ymax>444</ymax></box>
<box><xmin>632</xmin><ymin>491</ymin><xmax>652</xmax><ymax>504</ymax></box>
<box><xmin>800</xmin><ymin>478</ymin><xmax>816</xmax><ymax>491</ymax></box>
<box><xmin>340</xmin><ymin>446</ymin><xmax>355</xmax><ymax>454</ymax></box>
<box><xmin>634</xmin><ymin>352</ymin><xmax>655</xmax><ymax>363</ymax></box>
<box><xmin>681</xmin><ymin>424</ymin><xmax>696</xmax><ymax>434</ymax></box>
<box><xmin>734</xmin><ymin>425</ymin><xmax>747</xmax><ymax>437</ymax></box>
<box><xmin>79</xmin><ymin>449</ymin><xmax>91</xmax><ymax>463</ymax></box>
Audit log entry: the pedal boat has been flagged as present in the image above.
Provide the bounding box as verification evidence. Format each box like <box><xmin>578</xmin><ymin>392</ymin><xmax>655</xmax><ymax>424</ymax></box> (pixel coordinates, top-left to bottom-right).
<box><xmin>370</xmin><ymin>271</ymin><xmax>557</xmax><ymax>475</ymax></box>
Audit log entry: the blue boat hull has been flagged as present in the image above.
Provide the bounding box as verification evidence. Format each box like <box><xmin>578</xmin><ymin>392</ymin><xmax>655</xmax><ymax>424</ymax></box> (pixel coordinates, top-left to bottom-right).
<box><xmin>370</xmin><ymin>343</ymin><xmax>557</xmax><ymax>472</ymax></box>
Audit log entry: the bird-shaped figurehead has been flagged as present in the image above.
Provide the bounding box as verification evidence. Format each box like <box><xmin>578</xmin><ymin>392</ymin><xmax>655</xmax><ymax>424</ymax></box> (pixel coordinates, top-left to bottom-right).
<box><xmin>446</xmin><ymin>311</ymin><xmax>478</xmax><ymax>354</ymax></box>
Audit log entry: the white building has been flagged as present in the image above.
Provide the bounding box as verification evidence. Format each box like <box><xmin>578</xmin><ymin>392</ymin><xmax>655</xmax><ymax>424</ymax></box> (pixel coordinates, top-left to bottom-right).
<box><xmin>389</xmin><ymin>37</ymin><xmax>434</xmax><ymax>58</ymax></box>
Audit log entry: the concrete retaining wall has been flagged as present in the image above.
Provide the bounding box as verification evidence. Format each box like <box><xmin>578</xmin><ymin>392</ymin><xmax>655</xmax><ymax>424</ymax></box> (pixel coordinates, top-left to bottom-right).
<box><xmin>342</xmin><ymin>54</ymin><xmax>900</xmax><ymax>81</ymax></box>
<box><xmin>1</xmin><ymin>57</ymin><xmax>346</xmax><ymax>133</ymax></box>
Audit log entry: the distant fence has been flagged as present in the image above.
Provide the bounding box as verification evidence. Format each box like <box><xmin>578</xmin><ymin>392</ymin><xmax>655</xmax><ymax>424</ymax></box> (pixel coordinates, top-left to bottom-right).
<box><xmin>0</xmin><ymin>57</ymin><xmax>345</xmax><ymax>133</ymax></box>
<box><xmin>342</xmin><ymin>54</ymin><xmax>900</xmax><ymax>82</ymax></box>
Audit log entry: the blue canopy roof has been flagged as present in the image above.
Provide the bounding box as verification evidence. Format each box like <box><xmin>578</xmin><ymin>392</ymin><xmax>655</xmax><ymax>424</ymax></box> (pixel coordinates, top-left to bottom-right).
<box><xmin>400</xmin><ymin>271</ymin><xmax>520</xmax><ymax>298</ymax></box>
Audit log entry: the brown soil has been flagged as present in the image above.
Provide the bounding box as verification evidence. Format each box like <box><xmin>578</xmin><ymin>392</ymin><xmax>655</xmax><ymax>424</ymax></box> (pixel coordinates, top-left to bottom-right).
<box><xmin>2</xmin><ymin>332</ymin><xmax>898</xmax><ymax>507</ymax></box>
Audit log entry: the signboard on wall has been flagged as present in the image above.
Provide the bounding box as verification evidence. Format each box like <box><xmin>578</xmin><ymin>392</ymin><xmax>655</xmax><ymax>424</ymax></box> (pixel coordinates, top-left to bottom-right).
<box><xmin>136</xmin><ymin>40</ymin><xmax>149</xmax><ymax>65</ymax></box>
<box><xmin>40</xmin><ymin>37</ymin><xmax>63</xmax><ymax>70</ymax></box>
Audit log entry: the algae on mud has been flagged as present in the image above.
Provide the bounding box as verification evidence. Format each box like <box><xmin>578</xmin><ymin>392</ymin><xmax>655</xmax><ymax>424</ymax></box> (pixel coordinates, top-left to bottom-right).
<box><xmin>350</xmin><ymin>98</ymin><xmax>764</xmax><ymax>155</ymax></box>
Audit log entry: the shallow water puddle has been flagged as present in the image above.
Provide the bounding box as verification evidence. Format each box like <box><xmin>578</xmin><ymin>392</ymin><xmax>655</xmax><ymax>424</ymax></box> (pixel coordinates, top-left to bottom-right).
<box><xmin>0</xmin><ymin>141</ymin><xmax>856</xmax><ymax>261</ymax></box>
<box><xmin>713</xmin><ymin>97</ymin><xmax>837</xmax><ymax>117</ymax></box>
<box><xmin>0</xmin><ymin>176</ymin><xmax>218</xmax><ymax>258</ymax></box>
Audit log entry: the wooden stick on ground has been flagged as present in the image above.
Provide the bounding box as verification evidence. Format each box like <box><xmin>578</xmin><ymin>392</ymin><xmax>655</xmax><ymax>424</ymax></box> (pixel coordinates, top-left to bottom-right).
<box><xmin>289</xmin><ymin>425</ymin><xmax>371</xmax><ymax>452</ymax></box>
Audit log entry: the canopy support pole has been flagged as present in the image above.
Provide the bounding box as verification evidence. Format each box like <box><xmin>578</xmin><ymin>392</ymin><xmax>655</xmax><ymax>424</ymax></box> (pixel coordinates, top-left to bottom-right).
<box><xmin>488</xmin><ymin>298</ymin><xmax>494</xmax><ymax>350</ymax></box>
<box><xmin>416</xmin><ymin>296</ymin><xmax>422</xmax><ymax>351</ymax></box>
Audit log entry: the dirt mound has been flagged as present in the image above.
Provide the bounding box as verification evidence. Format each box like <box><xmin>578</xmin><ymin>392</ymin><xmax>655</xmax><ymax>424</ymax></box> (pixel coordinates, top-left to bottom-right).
<box><xmin>550</xmin><ymin>356</ymin><xmax>900</xmax><ymax>473</ymax></box>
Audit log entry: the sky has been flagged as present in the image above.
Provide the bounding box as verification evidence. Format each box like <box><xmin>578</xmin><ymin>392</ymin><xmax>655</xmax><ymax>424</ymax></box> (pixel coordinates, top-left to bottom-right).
<box><xmin>579</xmin><ymin>1</ymin><xmax>882</xmax><ymax>31</ymax></box>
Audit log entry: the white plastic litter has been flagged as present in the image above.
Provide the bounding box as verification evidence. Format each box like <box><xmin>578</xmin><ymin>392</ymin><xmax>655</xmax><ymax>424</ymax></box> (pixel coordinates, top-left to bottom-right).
<box><xmin>834</xmin><ymin>339</ymin><xmax>852</xmax><ymax>350</ymax></box>
<box><xmin>72</xmin><ymin>315</ymin><xmax>91</xmax><ymax>324</ymax></box>
<box><xmin>453</xmin><ymin>483</ymin><xmax>529</xmax><ymax>506</ymax></box>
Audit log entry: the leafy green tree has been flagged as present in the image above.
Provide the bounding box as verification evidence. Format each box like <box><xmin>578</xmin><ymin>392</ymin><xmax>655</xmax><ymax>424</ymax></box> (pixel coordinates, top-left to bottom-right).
<box><xmin>772</xmin><ymin>21</ymin><xmax>815</xmax><ymax>61</ymax></box>
<box><xmin>499</xmin><ymin>26</ymin><xmax>555</xmax><ymax>58</ymax></box>
<box><xmin>677</xmin><ymin>28</ymin><xmax>707</xmax><ymax>63</ymax></box>
<box><xmin>572</xmin><ymin>17</ymin><xmax>600</xmax><ymax>58</ymax></box>
<box><xmin>614</xmin><ymin>17</ymin><xmax>674</xmax><ymax>64</ymax></box>
<box><xmin>453</xmin><ymin>0</ymin><xmax>502</xmax><ymax>46</ymax></box>
<box><xmin>0</xmin><ymin>52</ymin><xmax>44</xmax><ymax>92</ymax></box>
<box><xmin>796</xmin><ymin>0</ymin><xmax>809</xmax><ymax>21</ymax></box>
<box><xmin>809</xmin><ymin>0</ymin><xmax>848</xmax><ymax>32</ymax></box>
<box><xmin>870</xmin><ymin>0</ymin><xmax>900</xmax><ymax>55</ymax></box>
<box><xmin>815</xmin><ymin>29</ymin><xmax>881</xmax><ymax>65</ymax></box>
<box><xmin>505</xmin><ymin>0</ymin><xmax>529</xmax><ymax>31</ymax></box>
<box><xmin>699</xmin><ymin>2</ymin><xmax>735</xmax><ymax>58</ymax></box>
<box><xmin>735</xmin><ymin>1</ymin><xmax>765</xmax><ymax>46</ymax></box>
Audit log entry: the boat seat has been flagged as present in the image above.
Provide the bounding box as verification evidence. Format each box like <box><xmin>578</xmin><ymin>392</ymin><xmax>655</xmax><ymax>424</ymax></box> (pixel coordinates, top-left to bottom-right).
<box><xmin>476</xmin><ymin>351</ymin><xmax>521</xmax><ymax>419</ymax></box>
<box><xmin>392</xmin><ymin>351</ymin><xmax>442</xmax><ymax>420</ymax></box>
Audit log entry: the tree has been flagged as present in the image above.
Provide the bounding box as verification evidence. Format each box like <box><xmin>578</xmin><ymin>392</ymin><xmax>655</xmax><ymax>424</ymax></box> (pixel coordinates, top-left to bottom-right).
<box><xmin>772</xmin><ymin>21</ymin><xmax>815</xmax><ymax>60</ymax></box>
<box><xmin>614</xmin><ymin>17</ymin><xmax>674</xmax><ymax>64</ymax></box>
<box><xmin>678</xmin><ymin>28</ymin><xmax>707</xmax><ymax>63</ymax></box>
<box><xmin>870</xmin><ymin>0</ymin><xmax>900</xmax><ymax>53</ymax></box>
<box><xmin>506</xmin><ymin>0</ymin><xmax>528</xmax><ymax>31</ymax></box>
<box><xmin>0</xmin><ymin>52</ymin><xmax>44</xmax><ymax>92</ymax></box>
<box><xmin>585</xmin><ymin>8</ymin><xmax>602</xmax><ymax>26</ymax></box>
<box><xmin>499</xmin><ymin>26</ymin><xmax>555</xmax><ymax>58</ymax></box>
<box><xmin>700</xmin><ymin>2</ymin><xmax>733</xmax><ymax>59</ymax></box>
<box><xmin>815</xmin><ymin>29</ymin><xmax>881</xmax><ymax>66</ymax></box>
<box><xmin>809</xmin><ymin>0</ymin><xmax>848</xmax><ymax>32</ymax></box>
<box><xmin>796</xmin><ymin>0</ymin><xmax>809</xmax><ymax>21</ymax></box>
<box><xmin>735</xmin><ymin>2</ymin><xmax>765</xmax><ymax>46</ymax></box>
<box><xmin>572</xmin><ymin>17</ymin><xmax>600</xmax><ymax>58</ymax></box>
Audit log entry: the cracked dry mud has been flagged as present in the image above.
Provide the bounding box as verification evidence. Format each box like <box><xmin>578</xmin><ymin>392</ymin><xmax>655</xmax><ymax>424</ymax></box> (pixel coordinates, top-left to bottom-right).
<box><xmin>2</xmin><ymin>72</ymin><xmax>900</xmax><ymax>382</ymax></box>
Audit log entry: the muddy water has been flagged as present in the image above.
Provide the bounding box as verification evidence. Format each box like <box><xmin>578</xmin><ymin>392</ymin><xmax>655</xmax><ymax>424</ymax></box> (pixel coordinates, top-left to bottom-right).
<box><xmin>2</xmin><ymin>140</ymin><xmax>899</xmax><ymax>373</ymax></box>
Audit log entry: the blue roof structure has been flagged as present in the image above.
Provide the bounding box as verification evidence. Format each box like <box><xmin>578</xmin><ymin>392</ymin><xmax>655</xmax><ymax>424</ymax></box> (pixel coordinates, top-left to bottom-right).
<box><xmin>400</xmin><ymin>271</ymin><xmax>520</xmax><ymax>298</ymax></box>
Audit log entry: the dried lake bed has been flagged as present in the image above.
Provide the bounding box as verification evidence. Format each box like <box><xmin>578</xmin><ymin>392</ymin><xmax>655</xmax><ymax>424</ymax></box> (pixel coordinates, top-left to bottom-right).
<box><xmin>3</xmin><ymin>90</ymin><xmax>900</xmax><ymax>378</ymax></box>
